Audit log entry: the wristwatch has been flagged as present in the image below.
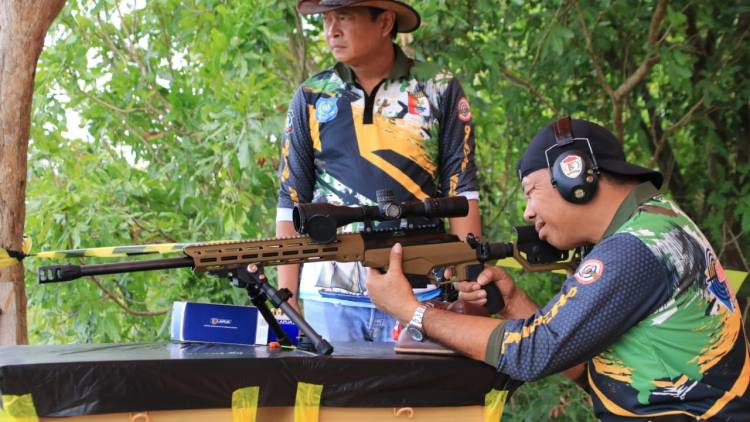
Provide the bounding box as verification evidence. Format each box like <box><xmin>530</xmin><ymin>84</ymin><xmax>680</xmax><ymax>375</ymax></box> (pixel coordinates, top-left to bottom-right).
<box><xmin>406</xmin><ymin>303</ymin><xmax>433</xmax><ymax>342</ymax></box>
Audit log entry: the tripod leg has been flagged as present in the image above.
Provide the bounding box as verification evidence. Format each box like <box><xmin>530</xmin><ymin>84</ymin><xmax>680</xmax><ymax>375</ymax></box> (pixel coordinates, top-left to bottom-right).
<box><xmin>271</xmin><ymin>297</ymin><xmax>333</xmax><ymax>355</ymax></box>
<box><xmin>245</xmin><ymin>284</ymin><xmax>294</xmax><ymax>347</ymax></box>
<box><xmin>240</xmin><ymin>265</ymin><xmax>333</xmax><ymax>355</ymax></box>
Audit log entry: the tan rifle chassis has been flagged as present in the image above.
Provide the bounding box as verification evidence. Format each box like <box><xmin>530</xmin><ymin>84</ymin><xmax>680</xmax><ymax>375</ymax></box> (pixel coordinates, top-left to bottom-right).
<box><xmin>183</xmin><ymin>232</ymin><xmax>576</xmax><ymax>283</ymax></box>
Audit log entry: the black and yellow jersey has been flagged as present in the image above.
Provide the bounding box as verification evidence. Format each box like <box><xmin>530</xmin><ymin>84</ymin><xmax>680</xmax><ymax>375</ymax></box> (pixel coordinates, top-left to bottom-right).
<box><xmin>276</xmin><ymin>44</ymin><xmax>478</xmax><ymax>302</ymax></box>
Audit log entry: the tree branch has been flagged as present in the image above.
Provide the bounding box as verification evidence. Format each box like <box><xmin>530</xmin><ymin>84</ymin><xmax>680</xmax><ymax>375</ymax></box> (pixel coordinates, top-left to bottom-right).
<box><xmin>638</xmin><ymin>85</ymin><xmax>687</xmax><ymax>201</ymax></box>
<box><xmin>612</xmin><ymin>0</ymin><xmax>668</xmax><ymax>101</ymax></box>
<box><xmin>85</xmin><ymin>90</ymin><xmax>146</xmax><ymax>114</ymax></box>
<box><xmin>499</xmin><ymin>67</ymin><xmax>559</xmax><ymax>114</ymax></box>
<box><xmin>652</xmin><ymin>96</ymin><xmax>706</xmax><ymax>163</ymax></box>
<box><xmin>573</xmin><ymin>0</ymin><xmax>668</xmax><ymax>142</ymax></box>
<box><xmin>572</xmin><ymin>0</ymin><xmax>614</xmax><ymax>97</ymax></box>
<box><xmin>130</xmin><ymin>216</ymin><xmax>178</xmax><ymax>243</ymax></box>
<box><xmin>86</xmin><ymin>271</ymin><xmax>169</xmax><ymax>317</ymax></box>
<box><xmin>723</xmin><ymin>223</ymin><xmax>749</xmax><ymax>271</ymax></box>
<box><xmin>531</xmin><ymin>3</ymin><xmax>568</xmax><ymax>71</ymax></box>
<box><xmin>663</xmin><ymin>96</ymin><xmax>705</xmax><ymax>138</ymax></box>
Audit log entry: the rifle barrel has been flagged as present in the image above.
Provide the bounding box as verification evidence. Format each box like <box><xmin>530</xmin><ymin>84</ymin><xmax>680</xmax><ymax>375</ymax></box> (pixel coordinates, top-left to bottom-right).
<box><xmin>38</xmin><ymin>257</ymin><xmax>194</xmax><ymax>283</ymax></box>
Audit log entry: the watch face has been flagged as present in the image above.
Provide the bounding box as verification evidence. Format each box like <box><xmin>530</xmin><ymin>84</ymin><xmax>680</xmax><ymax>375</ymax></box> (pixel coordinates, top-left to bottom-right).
<box><xmin>407</xmin><ymin>325</ymin><xmax>424</xmax><ymax>342</ymax></box>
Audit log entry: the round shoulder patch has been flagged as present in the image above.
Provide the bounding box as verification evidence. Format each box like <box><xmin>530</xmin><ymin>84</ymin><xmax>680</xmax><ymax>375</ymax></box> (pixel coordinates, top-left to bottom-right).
<box><xmin>560</xmin><ymin>155</ymin><xmax>584</xmax><ymax>178</ymax></box>
<box><xmin>575</xmin><ymin>259</ymin><xmax>605</xmax><ymax>284</ymax></box>
<box><xmin>457</xmin><ymin>97</ymin><xmax>472</xmax><ymax>122</ymax></box>
<box><xmin>315</xmin><ymin>97</ymin><xmax>339</xmax><ymax>123</ymax></box>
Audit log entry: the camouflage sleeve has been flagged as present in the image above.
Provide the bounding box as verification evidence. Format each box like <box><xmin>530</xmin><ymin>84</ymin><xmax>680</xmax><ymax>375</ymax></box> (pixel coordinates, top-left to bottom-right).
<box><xmin>437</xmin><ymin>78</ymin><xmax>479</xmax><ymax>198</ymax></box>
<box><xmin>277</xmin><ymin>86</ymin><xmax>315</xmax><ymax>213</ymax></box>
<box><xmin>495</xmin><ymin>233</ymin><xmax>672</xmax><ymax>381</ymax></box>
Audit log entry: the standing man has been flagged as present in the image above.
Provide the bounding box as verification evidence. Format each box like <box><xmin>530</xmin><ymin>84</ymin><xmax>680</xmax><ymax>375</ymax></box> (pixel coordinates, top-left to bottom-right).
<box><xmin>367</xmin><ymin>118</ymin><xmax>749</xmax><ymax>420</ymax></box>
<box><xmin>276</xmin><ymin>0</ymin><xmax>481</xmax><ymax>342</ymax></box>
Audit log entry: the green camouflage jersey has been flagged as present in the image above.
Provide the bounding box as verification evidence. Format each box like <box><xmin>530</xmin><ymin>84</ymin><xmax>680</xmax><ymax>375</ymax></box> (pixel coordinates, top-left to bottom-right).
<box><xmin>492</xmin><ymin>183</ymin><xmax>749</xmax><ymax>420</ymax></box>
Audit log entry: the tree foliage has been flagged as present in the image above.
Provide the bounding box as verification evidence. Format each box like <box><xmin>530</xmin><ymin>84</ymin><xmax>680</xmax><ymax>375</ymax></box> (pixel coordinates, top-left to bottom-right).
<box><xmin>25</xmin><ymin>0</ymin><xmax>749</xmax><ymax>419</ymax></box>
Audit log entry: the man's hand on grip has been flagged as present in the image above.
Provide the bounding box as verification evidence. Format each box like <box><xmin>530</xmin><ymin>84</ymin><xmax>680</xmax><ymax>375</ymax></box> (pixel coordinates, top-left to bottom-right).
<box><xmin>455</xmin><ymin>266</ymin><xmax>537</xmax><ymax>318</ymax></box>
<box><xmin>366</xmin><ymin>243</ymin><xmax>420</xmax><ymax>324</ymax></box>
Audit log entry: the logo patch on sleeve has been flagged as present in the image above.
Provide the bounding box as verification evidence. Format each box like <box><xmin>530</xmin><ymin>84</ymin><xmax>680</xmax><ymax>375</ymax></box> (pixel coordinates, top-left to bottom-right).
<box><xmin>457</xmin><ymin>97</ymin><xmax>472</xmax><ymax>122</ymax></box>
<box><xmin>284</xmin><ymin>109</ymin><xmax>294</xmax><ymax>133</ymax></box>
<box><xmin>575</xmin><ymin>259</ymin><xmax>604</xmax><ymax>284</ymax></box>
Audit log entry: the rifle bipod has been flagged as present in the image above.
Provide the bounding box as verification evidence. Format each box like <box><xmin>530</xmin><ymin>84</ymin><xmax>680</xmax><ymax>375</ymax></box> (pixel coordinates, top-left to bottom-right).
<box><xmin>212</xmin><ymin>264</ymin><xmax>334</xmax><ymax>355</ymax></box>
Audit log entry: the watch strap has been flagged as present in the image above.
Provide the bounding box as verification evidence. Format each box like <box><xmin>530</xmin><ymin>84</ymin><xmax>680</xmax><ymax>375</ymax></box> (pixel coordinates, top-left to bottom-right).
<box><xmin>408</xmin><ymin>302</ymin><xmax>434</xmax><ymax>335</ymax></box>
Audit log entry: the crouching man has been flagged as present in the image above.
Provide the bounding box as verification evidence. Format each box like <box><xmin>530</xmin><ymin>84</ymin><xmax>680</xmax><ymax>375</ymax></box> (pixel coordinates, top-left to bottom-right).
<box><xmin>366</xmin><ymin>117</ymin><xmax>750</xmax><ymax>421</ymax></box>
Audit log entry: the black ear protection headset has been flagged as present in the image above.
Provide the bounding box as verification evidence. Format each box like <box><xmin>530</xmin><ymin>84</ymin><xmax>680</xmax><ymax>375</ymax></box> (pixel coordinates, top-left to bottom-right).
<box><xmin>545</xmin><ymin>116</ymin><xmax>600</xmax><ymax>204</ymax></box>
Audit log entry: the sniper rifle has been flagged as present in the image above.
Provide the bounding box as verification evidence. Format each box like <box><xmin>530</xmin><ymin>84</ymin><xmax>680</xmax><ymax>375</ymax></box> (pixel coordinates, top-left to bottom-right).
<box><xmin>35</xmin><ymin>193</ymin><xmax>577</xmax><ymax>355</ymax></box>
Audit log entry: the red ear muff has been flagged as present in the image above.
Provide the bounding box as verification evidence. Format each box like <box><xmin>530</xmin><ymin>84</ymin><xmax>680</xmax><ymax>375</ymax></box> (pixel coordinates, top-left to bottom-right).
<box><xmin>546</xmin><ymin>117</ymin><xmax>600</xmax><ymax>204</ymax></box>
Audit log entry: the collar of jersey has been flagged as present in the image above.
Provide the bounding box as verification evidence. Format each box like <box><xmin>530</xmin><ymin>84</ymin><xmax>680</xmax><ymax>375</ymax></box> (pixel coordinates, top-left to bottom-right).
<box><xmin>602</xmin><ymin>182</ymin><xmax>660</xmax><ymax>239</ymax></box>
<box><xmin>334</xmin><ymin>43</ymin><xmax>411</xmax><ymax>85</ymax></box>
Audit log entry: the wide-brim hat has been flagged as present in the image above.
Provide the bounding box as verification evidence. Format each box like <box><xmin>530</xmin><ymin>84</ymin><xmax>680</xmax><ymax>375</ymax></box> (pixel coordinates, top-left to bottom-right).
<box><xmin>296</xmin><ymin>0</ymin><xmax>421</xmax><ymax>33</ymax></box>
<box><xmin>517</xmin><ymin>118</ymin><xmax>664</xmax><ymax>189</ymax></box>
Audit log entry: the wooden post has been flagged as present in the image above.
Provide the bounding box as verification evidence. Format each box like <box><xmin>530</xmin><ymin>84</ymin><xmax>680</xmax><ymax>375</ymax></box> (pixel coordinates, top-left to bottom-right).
<box><xmin>0</xmin><ymin>0</ymin><xmax>67</xmax><ymax>344</ymax></box>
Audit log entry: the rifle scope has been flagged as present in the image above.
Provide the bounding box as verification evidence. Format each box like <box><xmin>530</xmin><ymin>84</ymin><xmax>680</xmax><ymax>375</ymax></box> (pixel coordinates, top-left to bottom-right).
<box><xmin>293</xmin><ymin>190</ymin><xmax>469</xmax><ymax>243</ymax></box>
